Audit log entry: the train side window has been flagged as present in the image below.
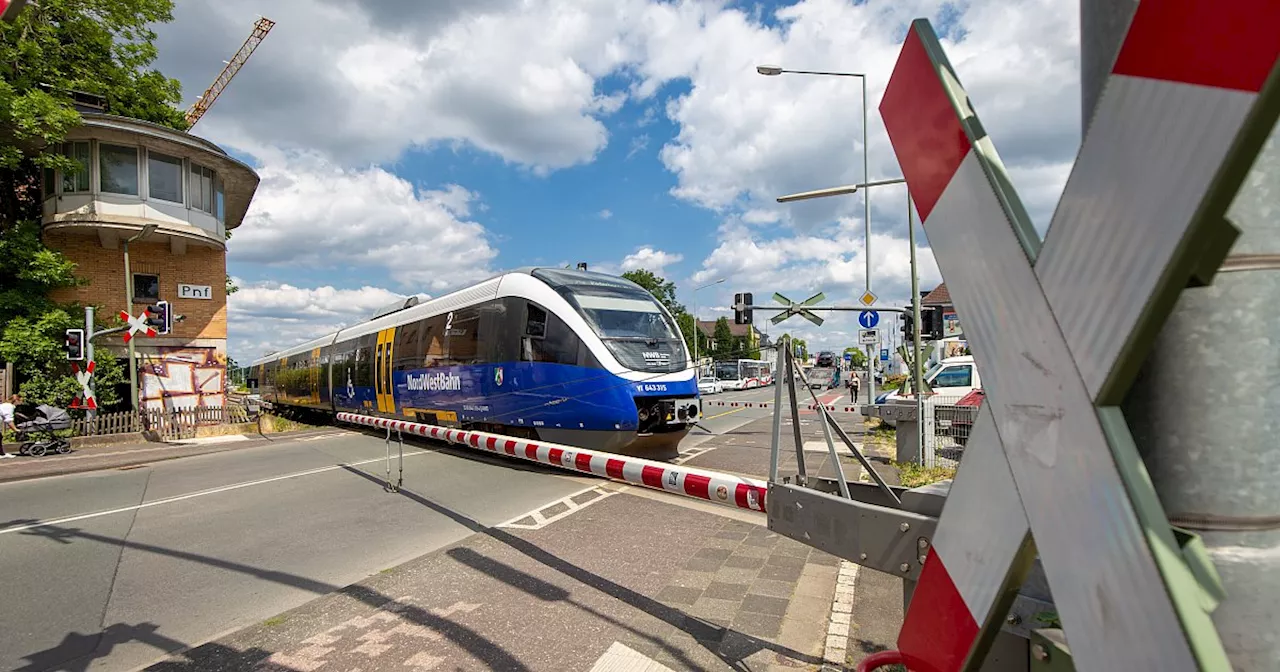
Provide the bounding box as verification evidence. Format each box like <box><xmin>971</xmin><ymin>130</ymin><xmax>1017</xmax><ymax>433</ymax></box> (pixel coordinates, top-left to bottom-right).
<box><xmin>481</xmin><ymin>300</ymin><xmax>515</xmax><ymax>363</ymax></box>
<box><xmin>422</xmin><ymin>313</ymin><xmax>448</xmax><ymax>368</ymax></box>
<box><xmin>394</xmin><ymin>320</ymin><xmax>422</xmax><ymax>371</ymax></box>
<box><xmin>447</xmin><ymin>308</ymin><xmax>481</xmax><ymax>365</ymax></box>
<box><xmin>526</xmin><ymin>304</ymin><xmax>547</xmax><ymax>338</ymax></box>
<box><xmin>354</xmin><ymin>334</ymin><xmax>375</xmax><ymax>387</ymax></box>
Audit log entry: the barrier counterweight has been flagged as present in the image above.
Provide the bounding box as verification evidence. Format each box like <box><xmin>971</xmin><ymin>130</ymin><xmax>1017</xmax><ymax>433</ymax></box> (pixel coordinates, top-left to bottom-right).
<box><xmin>336</xmin><ymin>412</ymin><xmax>768</xmax><ymax>513</ymax></box>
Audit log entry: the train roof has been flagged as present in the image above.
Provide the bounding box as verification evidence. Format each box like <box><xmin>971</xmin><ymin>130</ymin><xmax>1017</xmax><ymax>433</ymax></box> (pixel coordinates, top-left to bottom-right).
<box><xmin>248</xmin><ymin>267</ymin><xmax>649</xmax><ymax>366</ymax></box>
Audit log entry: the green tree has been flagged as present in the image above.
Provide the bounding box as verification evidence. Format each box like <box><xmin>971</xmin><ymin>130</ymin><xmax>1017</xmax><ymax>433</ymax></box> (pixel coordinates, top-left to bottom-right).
<box><xmin>844</xmin><ymin>346</ymin><xmax>866</xmax><ymax>367</ymax></box>
<box><xmin>675</xmin><ymin>312</ymin><xmax>709</xmax><ymax>362</ymax></box>
<box><xmin>621</xmin><ymin>268</ymin><xmax>685</xmax><ymax>316</ymax></box>
<box><xmin>712</xmin><ymin>317</ymin><xmax>733</xmax><ymax>359</ymax></box>
<box><xmin>0</xmin><ymin>0</ymin><xmax>186</xmax><ymax>407</ymax></box>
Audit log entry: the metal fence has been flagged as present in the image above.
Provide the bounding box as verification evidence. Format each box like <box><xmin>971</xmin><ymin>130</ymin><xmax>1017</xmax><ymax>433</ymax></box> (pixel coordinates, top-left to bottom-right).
<box><xmin>922</xmin><ymin>393</ymin><xmax>978</xmax><ymax>469</ymax></box>
<box><xmin>70</xmin><ymin>405</ymin><xmax>252</xmax><ymax>441</ymax></box>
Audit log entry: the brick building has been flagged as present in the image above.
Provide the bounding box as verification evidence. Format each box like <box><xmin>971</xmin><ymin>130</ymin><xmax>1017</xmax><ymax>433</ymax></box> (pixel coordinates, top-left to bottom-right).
<box><xmin>39</xmin><ymin>111</ymin><xmax>260</xmax><ymax>410</ymax></box>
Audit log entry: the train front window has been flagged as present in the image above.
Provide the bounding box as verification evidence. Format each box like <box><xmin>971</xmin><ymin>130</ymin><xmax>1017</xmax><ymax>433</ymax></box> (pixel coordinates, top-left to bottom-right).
<box><xmin>574</xmin><ymin>296</ymin><xmax>675</xmax><ymax>342</ymax></box>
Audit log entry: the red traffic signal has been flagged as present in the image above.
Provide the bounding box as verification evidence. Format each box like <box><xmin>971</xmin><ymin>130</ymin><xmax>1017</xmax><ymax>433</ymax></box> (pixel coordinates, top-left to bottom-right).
<box><xmin>65</xmin><ymin>328</ymin><xmax>85</xmax><ymax>360</ymax></box>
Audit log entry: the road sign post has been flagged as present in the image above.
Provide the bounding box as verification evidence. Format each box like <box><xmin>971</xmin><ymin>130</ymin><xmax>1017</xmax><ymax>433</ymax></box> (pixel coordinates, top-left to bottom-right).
<box><xmin>878</xmin><ymin>7</ymin><xmax>1277</xmax><ymax>669</ymax></box>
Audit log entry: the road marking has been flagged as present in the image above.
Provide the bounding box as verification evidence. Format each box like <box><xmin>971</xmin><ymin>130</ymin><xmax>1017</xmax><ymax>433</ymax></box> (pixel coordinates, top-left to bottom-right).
<box><xmin>0</xmin><ymin>451</ymin><xmax>433</xmax><ymax>535</ymax></box>
<box><xmin>0</xmin><ymin>431</ymin><xmax>349</xmax><ymax>468</ymax></box>
<box><xmin>702</xmin><ymin>407</ymin><xmax>747</xmax><ymax>421</ymax></box>
<box><xmin>494</xmin><ymin>484</ymin><xmax>617</xmax><ymax>530</ymax></box>
<box><xmin>590</xmin><ymin>641</ymin><xmax>676</xmax><ymax>672</ymax></box>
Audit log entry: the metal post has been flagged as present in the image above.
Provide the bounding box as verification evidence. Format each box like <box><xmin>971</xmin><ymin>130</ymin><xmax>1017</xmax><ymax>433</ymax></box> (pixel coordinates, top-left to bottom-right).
<box><xmin>768</xmin><ymin>336</ymin><xmax>787</xmax><ymax>483</ymax></box>
<box><xmin>84</xmin><ymin>306</ymin><xmax>97</xmax><ymax>427</ymax></box>
<box><xmin>909</xmin><ymin>189</ymin><xmax>924</xmax><ymax>464</ymax></box>
<box><xmin>862</xmin><ymin>74</ymin><xmax>871</xmax><ymax>295</ymax></box>
<box><xmin>1084</xmin><ymin>1</ymin><xmax>1278</xmax><ymax>668</ymax></box>
<box><xmin>123</xmin><ymin>239</ymin><xmax>139</xmax><ymax>413</ymax></box>
<box><xmin>784</xmin><ymin>344</ymin><xmax>807</xmax><ymax>486</ymax></box>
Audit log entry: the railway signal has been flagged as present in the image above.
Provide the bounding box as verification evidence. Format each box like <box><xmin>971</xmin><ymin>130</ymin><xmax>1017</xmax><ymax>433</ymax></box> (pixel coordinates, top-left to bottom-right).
<box><xmin>145</xmin><ymin>300</ymin><xmax>172</xmax><ymax>335</ymax></box>
<box><xmin>69</xmin><ymin>360</ymin><xmax>97</xmax><ymax>410</ymax></box>
<box><xmin>64</xmin><ymin>328</ymin><xmax>85</xmax><ymax>360</ymax></box>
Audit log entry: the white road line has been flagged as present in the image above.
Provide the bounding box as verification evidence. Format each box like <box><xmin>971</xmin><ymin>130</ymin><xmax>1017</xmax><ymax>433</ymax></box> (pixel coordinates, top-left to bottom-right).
<box><xmin>824</xmin><ymin>561</ymin><xmax>860</xmax><ymax>666</ymax></box>
<box><xmin>0</xmin><ymin>452</ymin><xmax>432</xmax><ymax>536</ymax></box>
<box><xmin>590</xmin><ymin>641</ymin><xmax>676</xmax><ymax>672</ymax></box>
<box><xmin>494</xmin><ymin>484</ymin><xmax>617</xmax><ymax>530</ymax></box>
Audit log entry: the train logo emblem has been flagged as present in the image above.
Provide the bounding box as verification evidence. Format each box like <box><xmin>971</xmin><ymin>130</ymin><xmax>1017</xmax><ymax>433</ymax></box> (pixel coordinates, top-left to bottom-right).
<box><xmin>494</xmin><ymin>366</ymin><xmax>504</xmax><ymax>386</ymax></box>
<box><xmin>715</xmin><ymin>485</ymin><xmax>728</xmax><ymax>501</ymax></box>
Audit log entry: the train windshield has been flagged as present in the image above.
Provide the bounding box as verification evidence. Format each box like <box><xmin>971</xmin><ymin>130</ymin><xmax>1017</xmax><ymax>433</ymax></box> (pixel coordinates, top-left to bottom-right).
<box><xmin>532</xmin><ymin>269</ymin><xmax>688</xmax><ymax>373</ymax></box>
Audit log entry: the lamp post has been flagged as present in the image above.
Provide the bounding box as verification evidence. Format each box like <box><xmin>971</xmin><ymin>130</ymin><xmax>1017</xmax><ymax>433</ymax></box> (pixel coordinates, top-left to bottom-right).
<box><xmin>692</xmin><ymin>278</ymin><xmax>725</xmax><ymax>378</ymax></box>
<box><xmin>757</xmin><ymin>65</ymin><xmax>871</xmax><ymax>295</ymax></box>
<box><xmin>123</xmin><ymin>223</ymin><xmax>157</xmax><ymax>413</ymax></box>
<box><xmin>775</xmin><ymin>178</ymin><xmax>922</xmax><ymax>443</ymax></box>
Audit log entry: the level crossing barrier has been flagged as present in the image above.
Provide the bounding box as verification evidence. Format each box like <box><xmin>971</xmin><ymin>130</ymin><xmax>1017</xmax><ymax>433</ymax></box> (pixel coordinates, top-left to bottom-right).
<box><xmin>335</xmin><ymin>412</ymin><xmax>769</xmax><ymax>513</ymax></box>
<box><xmin>701</xmin><ymin>400</ymin><xmax>863</xmax><ymax>414</ymax></box>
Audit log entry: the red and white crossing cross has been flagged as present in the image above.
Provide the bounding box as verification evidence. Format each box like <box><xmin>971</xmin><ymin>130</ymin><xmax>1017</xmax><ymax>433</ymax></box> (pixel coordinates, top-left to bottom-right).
<box><xmin>880</xmin><ymin>3</ymin><xmax>1278</xmax><ymax>671</ymax></box>
<box><xmin>120</xmin><ymin>308</ymin><xmax>157</xmax><ymax>342</ymax></box>
<box><xmin>70</xmin><ymin>360</ymin><xmax>97</xmax><ymax>410</ymax></box>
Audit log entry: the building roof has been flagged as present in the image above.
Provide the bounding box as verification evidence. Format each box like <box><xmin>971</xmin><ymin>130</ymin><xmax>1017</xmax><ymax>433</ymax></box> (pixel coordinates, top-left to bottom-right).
<box><xmin>921</xmin><ymin>283</ymin><xmax>951</xmax><ymax>306</ymax></box>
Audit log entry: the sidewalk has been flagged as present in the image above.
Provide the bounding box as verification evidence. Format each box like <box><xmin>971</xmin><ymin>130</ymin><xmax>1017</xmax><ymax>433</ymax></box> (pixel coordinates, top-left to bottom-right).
<box><xmin>0</xmin><ymin>429</ymin><xmax>343</xmax><ymax>484</ymax></box>
<box><xmin>143</xmin><ymin>482</ymin><xmax>844</xmax><ymax>671</ymax></box>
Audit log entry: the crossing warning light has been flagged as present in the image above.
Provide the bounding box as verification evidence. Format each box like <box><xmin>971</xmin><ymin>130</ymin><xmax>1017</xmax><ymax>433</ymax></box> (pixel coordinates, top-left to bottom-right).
<box><xmin>899</xmin><ymin>308</ymin><xmax>913</xmax><ymax>343</ymax></box>
<box><xmin>65</xmin><ymin>328</ymin><xmax>85</xmax><ymax>360</ymax></box>
<box><xmin>146</xmin><ymin>300</ymin><xmax>172</xmax><ymax>335</ymax></box>
<box><xmin>734</xmin><ymin>293</ymin><xmax>753</xmax><ymax>325</ymax></box>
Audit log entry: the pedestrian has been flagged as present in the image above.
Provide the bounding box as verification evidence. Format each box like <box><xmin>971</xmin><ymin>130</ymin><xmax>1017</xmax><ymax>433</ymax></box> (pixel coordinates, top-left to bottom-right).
<box><xmin>0</xmin><ymin>394</ymin><xmax>20</xmax><ymax>458</ymax></box>
<box><xmin>850</xmin><ymin>374</ymin><xmax>860</xmax><ymax>403</ymax></box>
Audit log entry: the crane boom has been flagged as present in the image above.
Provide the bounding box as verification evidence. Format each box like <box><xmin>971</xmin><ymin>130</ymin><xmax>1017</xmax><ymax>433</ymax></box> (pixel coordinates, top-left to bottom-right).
<box><xmin>184</xmin><ymin>17</ymin><xmax>275</xmax><ymax>127</ymax></box>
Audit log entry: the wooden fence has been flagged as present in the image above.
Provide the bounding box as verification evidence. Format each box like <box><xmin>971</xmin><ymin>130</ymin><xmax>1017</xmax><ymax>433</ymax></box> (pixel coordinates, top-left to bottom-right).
<box><xmin>70</xmin><ymin>405</ymin><xmax>252</xmax><ymax>440</ymax></box>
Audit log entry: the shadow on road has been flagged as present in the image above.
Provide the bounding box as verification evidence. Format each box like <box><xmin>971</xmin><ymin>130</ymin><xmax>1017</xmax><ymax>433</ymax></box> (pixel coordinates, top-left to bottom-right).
<box><xmin>341</xmin><ymin>463</ymin><xmax>823</xmax><ymax>670</ymax></box>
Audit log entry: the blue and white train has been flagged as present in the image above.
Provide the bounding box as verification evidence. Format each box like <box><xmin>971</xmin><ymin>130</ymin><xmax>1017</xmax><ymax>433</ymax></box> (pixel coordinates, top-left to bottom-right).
<box><xmin>249</xmin><ymin>268</ymin><xmax>701</xmax><ymax>458</ymax></box>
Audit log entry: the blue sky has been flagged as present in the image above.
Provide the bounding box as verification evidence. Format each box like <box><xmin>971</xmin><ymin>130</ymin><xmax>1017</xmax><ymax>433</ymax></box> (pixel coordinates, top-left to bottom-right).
<box><xmin>152</xmin><ymin>0</ymin><xmax>1081</xmax><ymax>362</ymax></box>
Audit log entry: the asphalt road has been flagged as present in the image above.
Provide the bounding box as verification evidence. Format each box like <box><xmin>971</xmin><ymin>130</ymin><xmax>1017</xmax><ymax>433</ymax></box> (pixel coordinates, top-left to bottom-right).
<box><xmin>0</xmin><ymin>430</ymin><xmax>600</xmax><ymax>672</ymax></box>
<box><xmin>0</xmin><ymin>385</ymin><xmax>816</xmax><ymax>672</ymax></box>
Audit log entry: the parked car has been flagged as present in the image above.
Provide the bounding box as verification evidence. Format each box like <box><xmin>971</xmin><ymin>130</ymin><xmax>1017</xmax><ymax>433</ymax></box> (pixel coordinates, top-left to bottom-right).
<box><xmin>697</xmin><ymin>377</ymin><xmax>724</xmax><ymax>395</ymax></box>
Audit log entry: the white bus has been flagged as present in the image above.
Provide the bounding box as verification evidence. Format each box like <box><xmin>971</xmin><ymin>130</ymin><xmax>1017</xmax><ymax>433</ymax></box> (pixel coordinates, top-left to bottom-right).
<box><xmin>713</xmin><ymin>359</ymin><xmax>774</xmax><ymax>390</ymax></box>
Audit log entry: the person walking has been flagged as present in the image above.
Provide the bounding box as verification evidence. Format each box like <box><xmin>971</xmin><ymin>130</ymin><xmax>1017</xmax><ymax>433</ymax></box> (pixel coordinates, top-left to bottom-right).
<box><xmin>849</xmin><ymin>374</ymin><xmax>860</xmax><ymax>404</ymax></box>
<box><xmin>0</xmin><ymin>394</ymin><xmax>21</xmax><ymax>458</ymax></box>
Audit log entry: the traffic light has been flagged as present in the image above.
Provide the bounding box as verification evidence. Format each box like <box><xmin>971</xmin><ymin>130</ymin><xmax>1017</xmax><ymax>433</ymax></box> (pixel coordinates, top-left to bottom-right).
<box><xmin>733</xmin><ymin>292</ymin><xmax>753</xmax><ymax>325</ymax></box>
<box><xmin>900</xmin><ymin>307</ymin><xmax>914</xmax><ymax>342</ymax></box>
<box><xmin>146</xmin><ymin>300</ymin><xmax>172</xmax><ymax>335</ymax></box>
<box><xmin>65</xmin><ymin>328</ymin><xmax>85</xmax><ymax>360</ymax></box>
<box><xmin>920</xmin><ymin>306</ymin><xmax>940</xmax><ymax>340</ymax></box>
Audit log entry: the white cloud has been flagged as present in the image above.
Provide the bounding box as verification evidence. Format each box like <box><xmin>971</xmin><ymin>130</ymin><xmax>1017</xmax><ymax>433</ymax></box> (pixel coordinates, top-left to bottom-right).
<box><xmin>230</xmin><ymin>151</ymin><xmax>497</xmax><ymax>292</ymax></box>
<box><xmin>228</xmin><ymin>282</ymin><xmax>410</xmax><ymax>361</ymax></box>
<box><xmin>620</xmin><ymin>246</ymin><xmax>685</xmax><ymax>276</ymax></box>
<box><xmin>627</xmin><ymin>134</ymin><xmax>650</xmax><ymax>158</ymax></box>
<box><xmin>598</xmin><ymin>208</ymin><xmax>613</xmax><ymax>219</ymax></box>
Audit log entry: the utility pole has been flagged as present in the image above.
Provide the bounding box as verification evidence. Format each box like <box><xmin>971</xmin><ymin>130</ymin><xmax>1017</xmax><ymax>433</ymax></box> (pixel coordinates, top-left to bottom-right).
<box><xmin>1084</xmin><ymin>1</ymin><xmax>1277</xmax><ymax>668</ymax></box>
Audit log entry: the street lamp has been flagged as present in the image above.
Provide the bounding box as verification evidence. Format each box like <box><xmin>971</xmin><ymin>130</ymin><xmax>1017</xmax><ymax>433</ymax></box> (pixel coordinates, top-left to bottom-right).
<box><xmin>756</xmin><ymin>64</ymin><xmax>871</xmax><ymax>294</ymax></box>
<box><xmin>774</xmin><ymin>178</ymin><xmax>923</xmax><ymax>451</ymax></box>
<box><xmin>691</xmin><ymin>278</ymin><xmax>725</xmax><ymax>378</ymax></box>
<box><xmin>123</xmin><ymin>223</ymin><xmax>158</xmax><ymax>413</ymax></box>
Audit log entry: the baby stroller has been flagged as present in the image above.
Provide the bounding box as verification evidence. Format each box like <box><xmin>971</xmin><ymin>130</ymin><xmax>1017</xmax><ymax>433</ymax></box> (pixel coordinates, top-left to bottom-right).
<box><xmin>17</xmin><ymin>405</ymin><xmax>73</xmax><ymax>457</ymax></box>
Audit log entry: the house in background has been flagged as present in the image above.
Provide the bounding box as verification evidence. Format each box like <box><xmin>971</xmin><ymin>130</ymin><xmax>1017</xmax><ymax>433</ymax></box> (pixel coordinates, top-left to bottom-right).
<box><xmin>39</xmin><ymin>101</ymin><xmax>260</xmax><ymax>411</ymax></box>
<box><xmin>695</xmin><ymin>320</ymin><xmax>765</xmax><ymax>359</ymax></box>
<box><xmin>921</xmin><ymin>283</ymin><xmax>969</xmax><ymax>360</ymax></box>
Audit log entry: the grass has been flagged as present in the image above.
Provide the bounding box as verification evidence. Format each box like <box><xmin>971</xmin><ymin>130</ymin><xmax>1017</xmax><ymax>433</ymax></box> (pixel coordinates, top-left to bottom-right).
<box><xmin>259</xmin><ymin>413</ymin><xmax>323</xmax><ymax>434</ymax></box>
<box><xmin>893</xmin><ymin>460</ymin><xmax>957</xmax><ymax>489</ymax></box>
<box><xmin>262</xmin><ymin>615</ymin><xmax>289</xmax><ymax>627</ymax></box>
<box><xmin>861</xmin><ymin>419</ymin><xmax>897</xmax><ymax>451</ymax></box>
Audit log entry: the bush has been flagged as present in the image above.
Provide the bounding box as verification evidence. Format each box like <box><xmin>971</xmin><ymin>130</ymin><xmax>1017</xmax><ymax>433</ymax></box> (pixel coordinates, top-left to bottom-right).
<box><xmin>893</xmin><ymin>461</ymin><xmax>957</xmax><ymax>489</ymax></box>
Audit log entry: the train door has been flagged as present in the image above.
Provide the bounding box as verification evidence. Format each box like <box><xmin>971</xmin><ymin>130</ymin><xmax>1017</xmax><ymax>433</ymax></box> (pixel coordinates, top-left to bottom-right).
<box><xmin>374</xmin><ymin>326</ymin><xmax>397</xmax><ymax>414</ymax></box>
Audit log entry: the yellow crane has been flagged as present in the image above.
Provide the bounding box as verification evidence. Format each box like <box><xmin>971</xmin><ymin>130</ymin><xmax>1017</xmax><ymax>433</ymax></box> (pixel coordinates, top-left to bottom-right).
<box><xmin>184</xmin><ymin>16</ymin><xmax>275</xmax><ymax>128</ymax></box>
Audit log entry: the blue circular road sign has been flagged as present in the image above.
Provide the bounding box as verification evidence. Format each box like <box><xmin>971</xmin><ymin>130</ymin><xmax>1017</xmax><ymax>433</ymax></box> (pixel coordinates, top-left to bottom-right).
<box><xmin>858</xmin><ymin>310</ymin><xmax>880</xmax><ymax>329</ymax></box>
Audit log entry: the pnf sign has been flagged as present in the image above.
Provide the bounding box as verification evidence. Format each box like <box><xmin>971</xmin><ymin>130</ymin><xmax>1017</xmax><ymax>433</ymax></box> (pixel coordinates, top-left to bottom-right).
<box><xmin>178</xmin><ymin>283</ymin><xmax>212</xmax><ymax>300</ymax></box>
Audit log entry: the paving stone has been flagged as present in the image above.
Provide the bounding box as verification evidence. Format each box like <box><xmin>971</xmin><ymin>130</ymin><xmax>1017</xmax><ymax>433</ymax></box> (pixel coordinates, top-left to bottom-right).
<box><xmin>703</xmin><ymin>581</ymin><xmax>750</xmax><ymax>601</ymax></box>
<box><xmin>723</xmin><ymin>554</ymin><xmax>766</xmax><ymax>570</ymax></box>
<box><xmin>741</xmin><ymin>594</ymin><xmax>790</xmax><ymax>617</ymax></box>
<box><xmin>701</xmin><ymin>536</ymin><xmax>743</xmax><ymax>551</ymax></box>
<box><xmin>809</xmin><ymin>551</ymin><xmax>842</xmax><ymax>566</ymax></box>
<box><xmin>748</xmin><ymin>578</ymin><xmax>795</xmax><ymax>600</ymax></box>
<box><xmin>713</xmin><ymin>566</ymin><xmax>761</xmax><ymax>586</ymax></box>
<box><xmin>714</xmin><ymin>528</ymin><xmax>751</xmax><ymax>541</ymax></box>
<box><xmin>668</xmin><ymin>569</ymin><xmax>717</xmax><ymax>591</ymax></box>
<box><xmin>683</xmin><ymin>555</ymin><xmax>725</xmax><ymax>572</ymax></box>
<box><xmin>689</xmin><ymin>596</ymin><xmax>742</xmax><ymax>621</ymax></box>
<box><xmin>732</xmin><ymin>543</ymin><xmax>772</xmax><ymax>559</ymax></box>
<box><xmin>681</xmin><ymin>615</ymin><xmax>729</xmax><ymax>644</ymax></box>
<box><xmin>758</xmin><ymin>563</ymin><xmax>804</xmax><ymax>582</ymax></box>
<box><xmin>656</xmin><ymin>585</ymin><xmax>703</xmax><ymax>606</ymax></box>
<box><xmin>732</xmin><ymin>610</ymin><xmax>784</xmax><ymax>639</ymax></box>
<box><xmin>766</xmin><ymin>554</ymin><xmax>808</xmax><ymax>571</ymax></box>
<box><xmin>786</xmin><ymin>595</ymin><xmax>834</xmax><ymax>627</ymax></box>
<box><xmin>693</xmin><ymin>547</ymin><xmax>735</xmax><ymax>563</ymax></box>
